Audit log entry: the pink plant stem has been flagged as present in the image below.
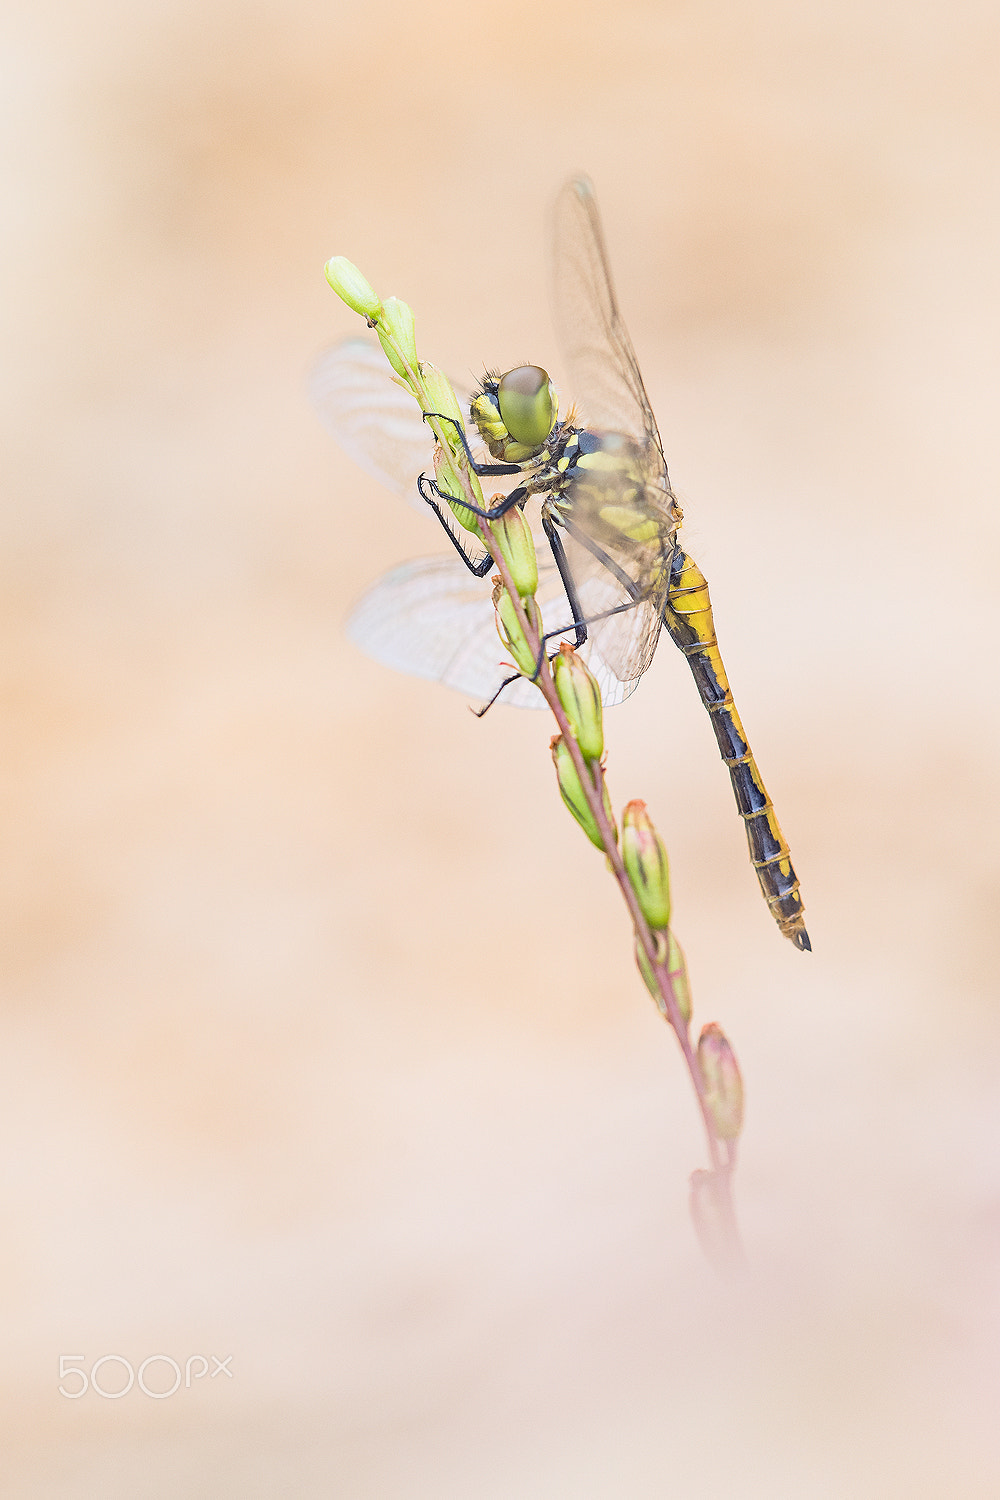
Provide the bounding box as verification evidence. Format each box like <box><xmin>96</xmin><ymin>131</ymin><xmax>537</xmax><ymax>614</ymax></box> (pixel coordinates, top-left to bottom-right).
<box><xmin>476</xmin><ymin>510</ymin><xmax>743</xmax><ymax>1266</ymax></box>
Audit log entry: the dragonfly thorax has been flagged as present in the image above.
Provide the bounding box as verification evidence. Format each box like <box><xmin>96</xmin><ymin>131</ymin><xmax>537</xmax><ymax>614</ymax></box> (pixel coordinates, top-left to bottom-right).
<box><xmin>548</xmin><ymin>428</ymin><xmax>673</xmax><ymax>549</ymax></box>
<box><xmin>470</xmin><ymin>364</ymin><xmax>560</xmax><ymax>464</ymax></box>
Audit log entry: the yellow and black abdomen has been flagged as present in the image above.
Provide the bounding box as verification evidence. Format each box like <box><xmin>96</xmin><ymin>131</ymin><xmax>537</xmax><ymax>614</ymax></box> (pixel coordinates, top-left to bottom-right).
<box><xmin>662</xmin><ymin>550</ymin><xmax>809</xmax><ymax>950</ymax></box>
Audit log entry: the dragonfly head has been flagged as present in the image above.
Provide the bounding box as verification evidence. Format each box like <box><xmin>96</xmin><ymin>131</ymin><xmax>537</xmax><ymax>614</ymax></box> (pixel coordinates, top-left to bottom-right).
<box><xmin>470</xmin><ymin>365</ymin><xmax>558</xmax><ymax>463</ymax></box>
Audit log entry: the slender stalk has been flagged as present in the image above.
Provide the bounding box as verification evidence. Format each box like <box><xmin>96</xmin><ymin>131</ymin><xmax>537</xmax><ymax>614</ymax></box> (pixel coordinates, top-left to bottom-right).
<box><xmin>474</xmin><ymin>503</ymin><xmax>744</xmax><ymax>1268</ymax></box>
<box><xmin>366</xmin><ymin>317</ymin><xmax>743</xmax><ymax>1270</ymax></box>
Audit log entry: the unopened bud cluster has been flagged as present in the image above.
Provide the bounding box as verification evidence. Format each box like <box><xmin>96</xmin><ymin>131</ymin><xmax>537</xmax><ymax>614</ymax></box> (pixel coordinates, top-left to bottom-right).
<box><xmin>324</xmin><ymin>255</ymin><xmax>492</xmax><ymax>537</ymax></box>
<box><xmin>546</xmin><ymin>647</ymin><xmax>617</xmax><ymax>849</ymax></box>
<box><xmin>325</xmin><ymin>256</ymin><xmax>419</xmax><ymax>384</ymax></box>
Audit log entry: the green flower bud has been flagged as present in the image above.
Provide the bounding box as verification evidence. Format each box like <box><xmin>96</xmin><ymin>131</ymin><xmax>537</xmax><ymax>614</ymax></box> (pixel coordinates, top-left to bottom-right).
<box><xmin>420</xmin><ymin>363</ymin><xmax>466</xmax><ymax>433</ymax></box>
<box><xmin>422</xmin><ymin>365</ymin><xmax>485</xmax><ymax>534</ymax></box>
<box><xmin>635</xmin><ymin>932</ymin><xmax>666</xmax><ymax>1013</ymax></box>
<box><xmin>324</xmin><ymin>256</ymin><xmax>382</xmax><ymax>320</ymax></box>
<box><xmin>491</xmin><ymin>505</ymin><xmax>538</xmax><ymax>599</ymax></box>
<box><xmin>697</xmin><ymin>1023</ymin><xmax>744</xmax><ymax>1142</ymax></box>
<box><xmin>634</xmin><ymin>930</ymin><xmax>691</xmax><ymax>1024</ymax></box>
<box><xmin>433</xmin><ymin>444</ymin><xmax>484</xmax><ymax>535</ymax></box>
<box><xmin>621</xmin><ymin>799</ymin><xmax>671</xmax><ymax>929</ymax></box>
<box><xmin>376</xmin><ymin>296</ymin><xmax>418</xmax><ymax>379</ymax></box>
<box><xmin>665</xmin><ymin>930</ymin><xmax>691</xmax><ymax>1024</ymax></box>
<box><xmin>552</xmin><ymin>644</ymin><xmax>603</xmax><ymax>761</ymax></box>
<box><xmin>494</xmin><ymin>581</ymin><xmax>541</xmax><ymax>678</ymax></box>
<box><xmin>551</xmin><ymin>734</ymin><xmax>616</xmax><ymax>851</ymax></box>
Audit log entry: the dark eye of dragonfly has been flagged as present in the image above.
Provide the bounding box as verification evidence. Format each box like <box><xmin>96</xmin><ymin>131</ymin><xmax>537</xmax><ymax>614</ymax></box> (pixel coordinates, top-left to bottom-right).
<box><xmin>496</xmin><ymin>365</ymin><xmax>556</xmax><ymax>449</ymax></box>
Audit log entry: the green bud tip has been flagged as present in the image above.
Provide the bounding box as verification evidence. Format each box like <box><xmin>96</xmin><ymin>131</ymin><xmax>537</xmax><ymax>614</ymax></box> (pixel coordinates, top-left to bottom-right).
<box><xmin>697</xmin><ymin>1023</ymin><xmax>744</xmax><ymax>1142</ymax></box>
<box><xmin>553</xmin><ymin>644</ymin><xmax>604</xmax><ymax>761</ymax></box>
<box><xmin>324</xmin><ymin>256</ymin><xmax>382</xmax><ymax>320</ymax></box>
<box><xmin>621</xmin><ymin>799</ymin><xmax>671</xmax><ymax>929</ymax></box>
<box><xmin>634</xmin><ymin>933</ymin><xmax>668</xmax><ymax>1019</ymax></box>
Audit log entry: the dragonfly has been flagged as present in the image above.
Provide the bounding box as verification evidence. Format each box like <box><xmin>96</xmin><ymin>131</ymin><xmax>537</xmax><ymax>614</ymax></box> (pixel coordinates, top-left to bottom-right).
<box><xmin>312</xmin><ymin>177</ymin><xmax>809</xmax><ymax>951</ymax></box>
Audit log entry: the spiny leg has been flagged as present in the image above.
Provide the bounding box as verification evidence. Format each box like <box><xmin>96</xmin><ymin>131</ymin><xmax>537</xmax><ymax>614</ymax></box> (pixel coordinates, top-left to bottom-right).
<box><xmin>422</xmin><ymin>410</ymin><xmax>524</xmax><ymax>479</ymax></box>
<box><xmin>415</xmin><ymin>472</ymin><xmax>495</xmax><ymax>577</ymax></box>
<box><xmin>417</xmin><ymin>466</ymin><xmax>528</xmax><ymax>526</ymax></box>
<box><xmin>541</xmin><ymin>514</ymin><xmax>589</xmax><ymax>652</ymax></box>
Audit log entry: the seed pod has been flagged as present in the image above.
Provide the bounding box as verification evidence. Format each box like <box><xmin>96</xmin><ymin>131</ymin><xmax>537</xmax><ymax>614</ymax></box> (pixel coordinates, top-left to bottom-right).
<box><xmin>376</xmin><ymin>296</ymin><xmax>418</xmax><ymax>379</ymax></box>
<box><xmin>621</xmin><ymin>800</ymin><xmax>671</xmax><ymax>929</ymax></box>
<box><xmin>697</xmin><ymin>1023</ymin><xmax>744</xmax><ymax>1142</ymax></box>
<box><xmin>634</xmin><ymin>929</ymin><xmax>691</xmax><ymax>1025</ymax></box>
<box><xmin>553</xmin><ymin>645</ymin><xmax>603</xmax><ymax>761</ymax></box>
<box><xmin>422</xmin><ymin>365</ymin><xmax>485</xmax><ymax>533</ymax></box>
<box><xmin>491</xmin><ymin>505</ymin><xmax>539</xmax><ymax>600</ymax></box>
<box><xmin>551</xmin><ymin>735</ymin><xmax>616</xmax><ymax>851</ymax></box>
<box><xmin>324</xmin><ymin>256</ymin><xmax>382</xmax><ymax>320</ymax></box>
<box><xmin>494</xmin><ymin>582</ymin><xmax>542</xmax><ymax>679</ymax></box>
<box><xmin>635</xmin><ymin>933</ymin><xmax>666</xmax><ymax>1013</ymax></box>
<box><xmin>420</xmin><ymin>363</ymin><xmax>466</xmax><ymax>434</ymax></box>
<box><xmin>433</xmin><ymin>446</ymin><xmax>484</xmax><ymax>535</ymax></box>
<box><xmin>664</xmin><ymin>930</ymin><xmax>691</xmax><ymax>1024</ymax></box>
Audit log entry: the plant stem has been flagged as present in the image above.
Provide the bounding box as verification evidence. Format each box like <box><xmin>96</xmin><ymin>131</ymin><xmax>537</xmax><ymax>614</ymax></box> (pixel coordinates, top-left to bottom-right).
<box><xmin>375</xmin><ymin>319</ymin><xmax>745</xmax><ymax>1269</ymax></box>
<box><xmin>473</xmin><ymin>504</ymin><xmax>744</xmax><ymax>1269</ymax></box>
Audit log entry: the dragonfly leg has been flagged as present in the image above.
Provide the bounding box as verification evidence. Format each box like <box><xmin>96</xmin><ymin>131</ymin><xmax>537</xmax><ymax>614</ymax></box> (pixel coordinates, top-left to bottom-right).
<box><xmin>538</xmin><ymin>591</ymin><xmax>648</xmax><ymax>654</ymax></box>
<box><xmin>413</xmin><ymin>473</ymin><xmax>496</xmax><ymax>577</ymax></box>
<box><xmin>526</xmin><ymin>517</ymin><xmax>653</xmax><ymax>682</ymax></box>
<box><xmin>421</xmin><ymin>411</ymin><xmax>522</xmax><ymax>478</ymax></box>
<box><xmin>472</xmin><ymin>670</ymin><xmax>524</xmax><ymax>718</ymax></box>
<box><xmin>417</xmin><ymin>467</ymin><xmax>529</xmax><ymax>524</ymax></box>
<box><xmin>541</xmin><ymin>515</ymin><xmax>589</xmax><ymax>650</ymax></box>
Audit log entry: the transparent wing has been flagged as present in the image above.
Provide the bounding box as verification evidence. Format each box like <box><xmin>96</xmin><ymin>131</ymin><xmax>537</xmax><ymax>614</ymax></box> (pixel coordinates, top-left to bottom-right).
<box><xmin>347</xmin><ymin>550</ymin><xmax>643</xmax><ymax>710</ymax></box>
<box><xmin>560</xmin><ymin>523</ymin><xmax>667</xmax><ymax>690</ymax></box>
<box><xmin>348</xmin><ymin>553</ymin><xmax>546</xmax><ymax>710</ymax></box>
<box><xmin>310</xmin><ymin>337</ymin><xmax>476</xmax><ymax>513</ymax></box>
<box><xmin>552</xmin><ymin>177</ymin><xmax>670</xmax><ymax>489</ymax></box>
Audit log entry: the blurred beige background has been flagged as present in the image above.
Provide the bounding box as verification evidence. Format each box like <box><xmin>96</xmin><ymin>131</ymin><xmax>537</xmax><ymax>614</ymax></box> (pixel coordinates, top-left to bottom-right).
<box><xmin>3</xmin><ymin>0</ymin><xmax>999</xmax><ymax>1493</ymax></box>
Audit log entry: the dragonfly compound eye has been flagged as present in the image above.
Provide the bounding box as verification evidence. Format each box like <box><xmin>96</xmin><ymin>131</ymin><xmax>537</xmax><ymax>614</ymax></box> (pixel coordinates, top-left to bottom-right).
<box><xmin>496</xmin><ymin>365</ymin><xmax>556</xmax><ymax>449</ymax></box>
